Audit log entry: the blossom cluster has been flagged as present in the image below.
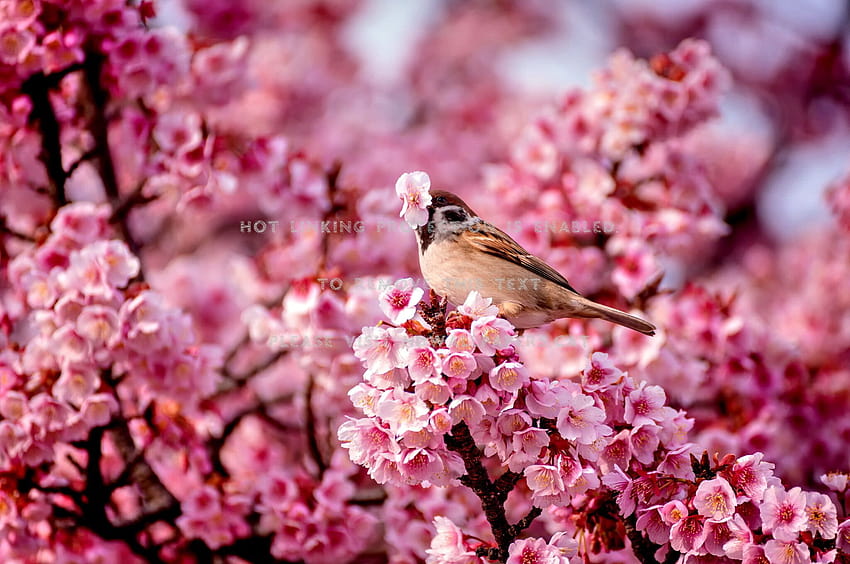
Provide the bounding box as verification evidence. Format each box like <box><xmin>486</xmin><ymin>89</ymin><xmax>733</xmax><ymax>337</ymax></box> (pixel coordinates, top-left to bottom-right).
<box><xmin>175</xmin><ymin>462</ymin><xmax>377</xmax><ymax>563</ymax></box>
<box><xmin>341</xmin><ymin>280</ymin><xmax>850</xmax><ymax>563</ymax></box>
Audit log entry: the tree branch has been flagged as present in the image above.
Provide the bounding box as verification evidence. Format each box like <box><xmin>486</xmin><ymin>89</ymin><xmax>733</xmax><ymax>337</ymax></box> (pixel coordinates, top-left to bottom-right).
<box><xmin>22</xmin><ymin>72</ymin><xmax>68</xmax><ymax>207</ymax></box>
<box><xmin>82</xmin><ymin>52</ymin><xmax>143</xmax><ymax>268</ymax></box>
<box><xmin>305</xmin><ymin>374</ymin><xmax>328</xmax><ymax>477</ymax></box>
<box><xmin>444</xmin><ymin>422</ymin><xmax>531</xmax><ymax>562</ymax></box>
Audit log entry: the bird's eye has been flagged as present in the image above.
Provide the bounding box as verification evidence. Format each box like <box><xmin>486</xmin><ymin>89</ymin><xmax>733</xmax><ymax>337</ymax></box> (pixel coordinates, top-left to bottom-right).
<box><xmin>434</xmin><ymin>196</ymin><xmax>446</xmax><ymax>205</ymax></box>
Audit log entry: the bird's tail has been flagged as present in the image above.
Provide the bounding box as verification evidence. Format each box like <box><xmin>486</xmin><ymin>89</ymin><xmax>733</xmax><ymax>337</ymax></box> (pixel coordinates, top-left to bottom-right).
<box><xmin>573</xmin><ymin>298</ymin><xmax>656</xmax><ymax>336</ymax></box>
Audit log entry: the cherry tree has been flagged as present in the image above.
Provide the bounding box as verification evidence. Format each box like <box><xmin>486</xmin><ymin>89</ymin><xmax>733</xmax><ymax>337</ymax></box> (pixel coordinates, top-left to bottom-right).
<box><xmin>1</xmin><ymin>1</ymin><xmax>849</xmax><ymax>563</ymax></box>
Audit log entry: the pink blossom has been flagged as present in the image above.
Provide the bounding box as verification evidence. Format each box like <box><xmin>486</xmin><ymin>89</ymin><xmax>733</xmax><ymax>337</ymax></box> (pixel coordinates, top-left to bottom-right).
<box><xmin>729</xmin><ymin>453</ymin><xmax>774</xmax><ymax>502</ymax></box>
<box><xmin>426</xmin><ymin>516</ymin><xmax>476</xmax><ymax>564</ymax></box>
<box><xmin>524</xmin><ymin>464</ymin><xmax>565</xmax><ymax>498</ymax></box>
<box><xmin>511</xmin><ymin>125</ymin><xmax>559</xmax><ymax>181</ymax></box>
<box><xmin>0</xmin><ymin>26</ymin><xmax>35</xmax><ymax>64</ymax></box>
<box><xmin>76</xmin><ymin>305</ymin><xmax>119</xmax><ymax>347</ymax></box>
<box><xmin>0</xmin><ymin>391</ymin><xmax>27</xmax><ymax>421</ymax></box>
<box><xmin>820</xmin><ymin>472</ymin><xmax>848</xmax><ymax>492</ymax></box>
<box><xmin>599</xmin><ymin>429</ymin><xmax>631</xmax><ymax>473</ymax></box>
<box><xmin>507</xmin><ymin>427</ymin><xmax>549</xmax><ymax>472</ymax></box>
<box><xmin>429</xmin><ymin>408</ymin><xmax>452</xmax><ymax>434</ymax></box>
<box><xmin>610</xmin><ymin>239</ymin><xmax>660</xmax><ymax>300</ymax></box>
<box><xmin>703</xmin><ymin>518</ymin><xmax>736</xmax><ymax>557</ymax></box>
<box><xmin>366</xmin><ymin>366</ymin><xmax>411</xmax><ymax>389</ymax></box>
<box><xmin>448</xmin><ymin>396</ymin><xmax>486</xmax><ymax>426</ymax></box>
<box><xmin>347</xmin><ymin>383</ymin><xmax>382</xmax><ymax>417</ymax></box>
<box><xmin>191</xmin><ymin>36</ymin><xmax>250</xmax><ymax>105</ymax></box>
<box><xmin>628</xmin><ymin>423</ymin><xmax>660</xmax><ymax>464</ymax></box>
<box><xmin>353</xmin><ymin>326</ymin><xmax>409</xmax><ymax>374</ymax></box>
<box><xmin>488</xmin><ymin>361</ymin><xmax>528</xmax><ymax>393</ymax></box>
<box><xmin>763</xmin><ymin>539</ymin><xmax>809</xmax><ymax>564</ymax></box>
<box><xmin>51</xmin><ymin>325</ymin><xmax>91</xmax><ymax>364</ymax></box>
<box><xmin>79</xmin><ymin>394</ymin><xmax>118</xmax><ymax>427</ymax></box>
<box><xmin>694</xmin><ymin>477</ymin><xmax>737</xmax><ymax>520</ymax></box>
<box><xmin>441</xmin><ymin>351</ymin><xmax>477</xmax><ymax>380</ymax></box>
<box><xmin>506</xmin><ymin>537</ymin><xmax>560</xmax><ymax>564</ymax></box>
<box><xmin>456</xmin><ymin>290</ymin><xmax>499</xmax><ymax>319</ymax></box>
<box><xmin>376</xmin><ymin>390</ymin><xmax>429</xmax><ymax>435</ymax></box>
<box><xmin>760</xmin><ymin>486</ymin><xmax>807</xmax><ymax>540</ymax></box>
<box><xmin>396</xmin><ymin>171</ymin><xmax>432</xmax><ymax>228</ymax></box>
<box><xmin>176</xmin><ymin>486</ymin><xmax>250</xmax><ymax>550</ymax></box>
<box><xmin>804</xmin><ymin>492</ymin><xmax>838</xmax><ymax>539</ymax></box>
<box><xmin>660</xmin><ymin>500</ymin><xmax>689</xmax><ymax>525</ymax></box>
<box><xmin>41</xmin><ymin>30</ymin><xmax>85</xmax><ymax>73</ymax></box>
<box><xmin>58</xmin><ymin>248</ymin><xmax>111</xmax><ymax>299</ymax></box>
<box><xmin>658</xmin><ymin>443</ymin><xmax>696</xmax><ymax>480</ymax></box>
<box><xmin>29</xmin><ymin>393</ymin><xmax>72</xmax><ymax>433</ymax></box>
<box><xmin>524</xmin><ymin>379</ymin><xmax>561</xmax><ymax>419</ymax></box>
<box><xmin>445</xmin><ymin>329</ymin><xmax>476</xmax><ymax>353</ymax></box>
<box><xmin>416</xmin><ymin>378</ymin><xmax>452</xmax><ymax>404</ymax></box>
<box><xmin>742</xmin><ymin>544</ymin><xmax>768</xmax><ymax>564</ymax></box>
<box><xmin>470</xmin><ymin>315</ymin><xmax>515</xmax><ymax>356</ymax></box>
<box><xmin>337</xmin><ymin>418</ymin><xmax>398</xmax><ymax>467</ymax></box>
<box><xmin>582</xmin><ymin>352</ymin><xmax>623</xmax><ymax>391</ymax></box>
<box><xmin>398</xmin><ymin>447</ymin><xmax>447</xmax><ymax>483</ymax></box>
<box><xmin>52</xmin><ymin>365</ymin><xmax>100</xmax><ymax>407</ymax></box>
<box><xmin>722</xmin><ymin>515</ymin><xmax>754</xmax><ymax>560</ymax></box>
<box><xmin>670</xmin><ymin>514</ymin><xmax>707</xmax><ymax>554</ymax></box>
<box><xmin>48</xmin><ymin>202</ymin><xmax>111</xmax><ymax>244</ymax></box>
<box><xmin>407</xmin><ymin>336</ymin><xmax>442</xmax><ymax>383</ymax></box>
<box><xmin>624</xmin><ymin>382</ymin><xmax>666</xmax><ymax>426</ymax></box>
<box><xmin>154</xmin><ymin>110</ymin><xmax>204</xmax><ymax>154</ymax></box>
<box><xmin>837</xmin><ymin>519</ymin><xmax>850</xmax><ymax>553</ymax></box>
<box><xmin>379</xmin><ymin>278</ymin><xmax>424</xmax><ymax>324</ymax></box>
<box><xmin>566</xmin><ymin>466</ymin><xmax>600</xmax><ymax>496</ymax></box>
<box><xmin>636</xmin><ymin>505</ymin><xmax>671</xmax><ymax>545</ymax></box>
<box><xmin>556</xmin><ymin>393</ymin><xmax>610</xmax><ymax>444</ymax></box>
<box><xmin>20</xmin><ymin>269</ymin><xmax>58</xmax><ymax>309</ymax></box>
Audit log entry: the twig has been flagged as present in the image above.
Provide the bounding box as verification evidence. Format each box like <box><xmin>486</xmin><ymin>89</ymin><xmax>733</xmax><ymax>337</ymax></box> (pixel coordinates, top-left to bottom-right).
<box><xmin>305</xmin><ymin>374</ymin><xmax>328</xmax><ymax>477</ymax></box>
<box><xmin>509</xmin><ymin>506</ymin><xmax>542</xmax><ymax>537</ymax></box>
<box><xmin>317</xmin><ymin>161</ymin><xmax>343</xmax><ymax>273</ymax></box>
<box><xmin>65</xmin><ymin>147</ymin><xmax>99</xmax><ymax>178</ymax></box>
<box><xmin>110</xmin><ymin>181</ymin><xmax>157</xmax><ymax>225</ymax></box>
<box><xmin>0</xmin><ymin>216</ymin><xmax>36</xmax><ymax>242</ymax></box>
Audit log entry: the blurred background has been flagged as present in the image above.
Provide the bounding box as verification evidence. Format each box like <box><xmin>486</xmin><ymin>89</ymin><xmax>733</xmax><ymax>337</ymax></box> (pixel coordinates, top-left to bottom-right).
<box><xmin>155</xmin><ymin>0</ymin><xmax>850</xmax><ymax>243</ymax></box>
<box><xmin>130</xmin><ymin>0</ymin><xmax>850</xmax><ymax>488</ymax></box>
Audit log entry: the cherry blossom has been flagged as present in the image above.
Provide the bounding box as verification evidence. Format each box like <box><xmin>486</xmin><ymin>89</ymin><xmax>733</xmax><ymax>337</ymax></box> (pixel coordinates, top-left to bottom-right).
<box><xmin>379</xmin><ymin>277</ymin><xmax>425</xmax><ymax>325</ymax></box>
<box><xmin>396</xmin><ymin>171</ymin><xmax>433</xmax><ymax>228</ymax></box>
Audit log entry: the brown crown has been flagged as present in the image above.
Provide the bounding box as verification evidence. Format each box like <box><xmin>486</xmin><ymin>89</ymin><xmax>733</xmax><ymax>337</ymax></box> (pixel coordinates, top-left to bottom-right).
<box><xmin>429</xmin><ymin>190</ymin><xmax>478</xmax><ymax>216</ymax></box>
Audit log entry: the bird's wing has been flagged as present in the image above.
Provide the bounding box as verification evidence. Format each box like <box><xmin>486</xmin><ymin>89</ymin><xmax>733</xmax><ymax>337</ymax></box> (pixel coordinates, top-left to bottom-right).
<box><xmin>463</xmin><ymin>222</ymin><xmax>581</xmax><ymax>295</ymax></box>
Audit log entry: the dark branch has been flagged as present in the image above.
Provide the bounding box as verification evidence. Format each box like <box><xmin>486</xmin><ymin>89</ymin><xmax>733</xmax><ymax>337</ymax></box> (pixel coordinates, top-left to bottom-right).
<box><xmin>82</xmin><ymin>52</ymin><xmax>143</xmax><ymax>269</ymax></box>
<box><xmin>22</xmin><ymin>72</ymin><xmax>68</xmax><ymax>207</ymax></box>
<box><xmin>510</xmin><ymin>506</ymin><xmax>543</xmax><ymax>537</ymax></box>
<box><xmin>305</xmin><ymin>374</ymin><xmax>328</xmax><ymax>477</ymax></box>
<box><xmin>444</xmin><ymin>422</ymin><xmax>533</xmax><ymax>562</ymax></box>
<box><xmin>65</xmin><ymin>147</ymin><xmax>99</xmax><ymax>178</ymax></box>
<box><xmin>624</xmin><ymin>514</ymin><xmax>678</xmax><ymax>564</ymax></box>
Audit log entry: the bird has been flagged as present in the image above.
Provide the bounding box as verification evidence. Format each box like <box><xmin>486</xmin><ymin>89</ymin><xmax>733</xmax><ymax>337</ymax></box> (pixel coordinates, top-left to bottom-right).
<box><xmin>413</xmin><ymin>190</ymin><xmax>656</xmax><ymax>335</ymax></box>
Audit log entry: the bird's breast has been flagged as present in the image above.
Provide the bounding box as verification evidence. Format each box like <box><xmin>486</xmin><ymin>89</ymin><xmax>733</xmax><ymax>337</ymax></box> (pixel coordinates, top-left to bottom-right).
<box><xmin>419</xmin><ymin>239</ymin><xmax>547</xmax><ymax>309</ymax></box>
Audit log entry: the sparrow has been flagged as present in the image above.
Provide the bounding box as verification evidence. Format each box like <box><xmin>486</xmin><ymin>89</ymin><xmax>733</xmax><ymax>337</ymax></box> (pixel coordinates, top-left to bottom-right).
<box><xmin>414</xmin><ymin>190</ymin><xmax>656</xmax><ymax>335</ymax></box>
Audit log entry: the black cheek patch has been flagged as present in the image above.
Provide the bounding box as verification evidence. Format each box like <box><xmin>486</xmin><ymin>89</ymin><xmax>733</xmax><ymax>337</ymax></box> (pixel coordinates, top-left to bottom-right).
<box><xmin>443</xmin><ymin>209</ymin><xmax>466</xmax><ymax>223</ymax></box>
